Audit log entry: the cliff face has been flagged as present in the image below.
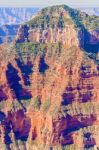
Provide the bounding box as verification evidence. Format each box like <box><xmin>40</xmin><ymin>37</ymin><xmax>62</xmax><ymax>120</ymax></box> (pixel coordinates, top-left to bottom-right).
<box><xmin>0</xmin><ymin>5</ymin><xmax>99</xmax><ymax>150</ymax></box>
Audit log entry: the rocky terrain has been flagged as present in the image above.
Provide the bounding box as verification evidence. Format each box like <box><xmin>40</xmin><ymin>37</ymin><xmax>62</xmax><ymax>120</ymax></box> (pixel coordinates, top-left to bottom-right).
<box><xmin>0</xmin><ymin>7</ymin><xmax>98</xmax><ymax>26</ymax></box>
<box><xmin>0</xmin><ymin>5</ymin><xmax>99</xmax><ymax>150</ymax></box>
<box><xmin>0</xmin><ymin>7</ymin><xmax>98</xmax><ymax>45</ymax></box>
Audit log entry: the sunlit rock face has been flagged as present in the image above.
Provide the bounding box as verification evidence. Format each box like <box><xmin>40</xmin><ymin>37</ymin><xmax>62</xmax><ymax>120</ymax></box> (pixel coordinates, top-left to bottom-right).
<box><xmin>0</xmin><ymin>5</ymin><xmax>99</xmax><ymax>150</ymax></box>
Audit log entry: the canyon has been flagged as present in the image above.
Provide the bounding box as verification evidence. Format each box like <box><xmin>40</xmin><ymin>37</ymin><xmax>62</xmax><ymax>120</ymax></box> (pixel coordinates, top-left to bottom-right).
<box><xmin>0</xmin><ymin>7</ymin><xmax>98</xmax><ymax>45</ymax></box>
<box><xmin>0</xmin><ymin>5</ymin><xmax>99</xmax><ymax>150</ymax></box>
<box><xmin>0</xmin><ymin>8</ymin><xmax>39</xmax><ymax>44</ymax></box>
<box><xmin>0</xmin><ymin>8</ymin><xmax>40</xmax><ymax>26</ymax></box>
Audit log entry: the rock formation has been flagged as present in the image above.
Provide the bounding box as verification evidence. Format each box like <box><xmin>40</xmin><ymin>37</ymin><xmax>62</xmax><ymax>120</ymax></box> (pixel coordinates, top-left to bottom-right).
<box><xmin>0</xmin><ymin>5</ymin><xmax>99</xmax><ymax>150</ymax></box>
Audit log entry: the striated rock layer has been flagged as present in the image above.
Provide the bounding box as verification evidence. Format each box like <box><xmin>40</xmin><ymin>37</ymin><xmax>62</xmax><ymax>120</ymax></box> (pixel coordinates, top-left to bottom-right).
<box><xmin>0</xmin><ymin>5</ymin><xmax>99</xmax><ymax>150</ymax></box>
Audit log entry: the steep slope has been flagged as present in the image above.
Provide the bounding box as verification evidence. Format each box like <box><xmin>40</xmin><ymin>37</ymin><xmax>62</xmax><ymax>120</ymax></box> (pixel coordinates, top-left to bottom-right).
<box><xmin>0</xmin><ymin>5</ymin><xmax>99</xmax><ymax>150</ymax></box>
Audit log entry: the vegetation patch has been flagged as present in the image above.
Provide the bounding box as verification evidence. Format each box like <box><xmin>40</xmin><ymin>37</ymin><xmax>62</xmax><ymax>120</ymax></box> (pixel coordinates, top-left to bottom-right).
<box><xmin>15</xmin><ymin>42</ymin><xmax>46</xmax><ymax>57</ymax></box>
<box><xmin>31</xmin><ymin>96</ymin><xmax>41</xmax><ymax>110</ymax></box>
<box><xmin>41</xmin><ymin>99</ymin><xmax>51</xmax><ymax>112</ymax></box>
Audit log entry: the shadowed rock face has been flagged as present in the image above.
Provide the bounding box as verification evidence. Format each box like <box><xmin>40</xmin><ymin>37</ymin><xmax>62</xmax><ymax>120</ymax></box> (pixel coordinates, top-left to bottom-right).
<box><xmin>0</xmin><ymin>4</ymin><xmax>99</xmax><ymax>150</ymax></box>
<box><xmin>39</xmin><ymin>57</ymin><xmax>49</xmax><ymax>74</ymax></box>
<box><xmin>3</xmin><ymin>109</ymin><xmax>31</xmax><ymax>145</ymax></box>
<box><xmin>0</xmin><ymin>87</ymin><xmax>7</xmax><ymax>101</ymax></box>
<box><xmin>16</xmin><ymin>58</ymin><xmax>33</xmax><ymax>86</ymax></box>
<box><xmin>6</xmin><ymin>63</ymin><xmax>32</xmax><ymax>100</ymax></box>
<box><xmin>83</xmin><ymin>132</ymin><xmax>96</xmax><ymax>149</ymax></box>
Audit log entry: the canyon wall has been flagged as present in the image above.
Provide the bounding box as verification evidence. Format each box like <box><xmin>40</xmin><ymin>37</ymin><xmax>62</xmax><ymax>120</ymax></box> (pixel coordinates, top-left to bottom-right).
<box><xmin>0</xmin><ymin>5</ymin><xmax>99</xmax><ymax>150</ymax></box>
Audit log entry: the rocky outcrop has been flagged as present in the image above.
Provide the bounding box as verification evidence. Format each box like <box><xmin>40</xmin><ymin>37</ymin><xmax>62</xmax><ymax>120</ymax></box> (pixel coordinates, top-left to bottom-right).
<box><xmin>0</xmin><ymin>5</ymin><xmax>99</xmax><ymax>150</ymax></box>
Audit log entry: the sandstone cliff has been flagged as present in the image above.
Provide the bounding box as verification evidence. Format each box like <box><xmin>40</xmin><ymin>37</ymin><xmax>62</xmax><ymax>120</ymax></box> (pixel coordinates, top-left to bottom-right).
<box><xmin>0</xmin><ymin>5</ymin><xmax>99</xmax><ymax>150</ymax></box>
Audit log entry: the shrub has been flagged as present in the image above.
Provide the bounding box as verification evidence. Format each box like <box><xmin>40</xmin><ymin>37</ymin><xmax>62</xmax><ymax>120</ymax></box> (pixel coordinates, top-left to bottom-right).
<box><xmin>0</xmin><ymin>101</ymin><xmax>5</xmax><ymax>111</ymax></box>
<box><xmin>41</xmin><ymin>127</ymin><xmax>49</xmax><ymax>134</ymax></box>
<box><xmin>11</xmin><ymin>99</ymin><xmax>22</xmax><ymax>112</ymax></box>
<box><xmin>21</xmin><ymin>99</ymin><xmax>31</xmax><ymax>108</ymax></box>
<box><xmin>41</xmin><ymin>99</ymin><xmax>51</xmax><ymax>112</ymax></box>
<box><xmin>32</xmin><ymin>96</ymin><xmax>41</xmax><ymax>110</ymax></box>
<box><xmin>50</xmin><ymin>105</ymin><xmax>59</xmax><ymax>118</ymax></box>
<box><xmin>15</xmin><ymin>42</ymin><xmax>46</xmax><ymax>58</ymax></box>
